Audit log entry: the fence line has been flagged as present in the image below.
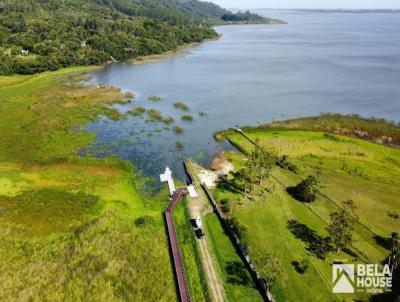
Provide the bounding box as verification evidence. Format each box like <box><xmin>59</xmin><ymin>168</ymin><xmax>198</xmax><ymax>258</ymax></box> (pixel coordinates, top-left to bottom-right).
<box><xmin>201</xmin><ymin>183</ymin><xmax>274</xmax><ymax>302</ymax></box>
<box><xmin>164</xmin><ymin>189</ymin><xmax>192</xmax><ymax>302</ymax></box>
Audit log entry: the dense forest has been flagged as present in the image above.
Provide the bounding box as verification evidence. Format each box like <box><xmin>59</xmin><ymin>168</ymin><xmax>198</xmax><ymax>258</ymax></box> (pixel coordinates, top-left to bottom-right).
<box><xmin>0</xmin><ymin>0</ymin><xmax>271</xmax><ymax>74</ymax></box>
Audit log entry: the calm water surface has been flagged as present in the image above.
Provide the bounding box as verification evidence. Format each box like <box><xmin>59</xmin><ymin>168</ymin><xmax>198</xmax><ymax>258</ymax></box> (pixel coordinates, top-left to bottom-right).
<box><xmin>87</xmin><ymin>10</ymin><xmax>400</xmax><ymax>178</ymax></box>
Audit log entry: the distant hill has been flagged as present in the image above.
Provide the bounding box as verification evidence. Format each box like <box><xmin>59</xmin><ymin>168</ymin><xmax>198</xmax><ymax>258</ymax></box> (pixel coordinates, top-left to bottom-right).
<box><xmin>0</xmin><ymin>0</ymin><xmax>277</xmax><ymax>74</ymax></box>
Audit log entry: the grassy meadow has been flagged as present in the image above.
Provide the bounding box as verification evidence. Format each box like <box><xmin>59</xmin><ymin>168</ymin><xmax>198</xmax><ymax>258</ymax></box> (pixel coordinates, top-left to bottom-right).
<box><xmin>214</xmin><ymin>126</ymin><xmax>400</xmax><ymax>301</ymax></box>
<box><xmin>0</xmin><ymin>69</ymin><xmax>177</xmax><ymax>301</ymax></box>
<box><xmin>202</xmin><ymin>213</ymin><xmax>263</xmax><ymax>302</ymax></box>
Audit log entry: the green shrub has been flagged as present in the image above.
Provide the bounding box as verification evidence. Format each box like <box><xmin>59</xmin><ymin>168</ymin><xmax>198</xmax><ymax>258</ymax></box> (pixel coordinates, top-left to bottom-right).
<box><xmin>135</xmin><ymin>215</ymin><xmax>155</xmax><ymax>226</ymax></box>
<box><xmin>287</xmin><ymin>176</ymin><xmax>319</xmax><ymax>203</ymax></box>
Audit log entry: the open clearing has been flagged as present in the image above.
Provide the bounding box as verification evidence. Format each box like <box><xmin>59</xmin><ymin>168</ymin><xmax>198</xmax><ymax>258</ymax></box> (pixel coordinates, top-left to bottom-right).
<box><xmin>213</xmin><ymin>127</ymin><xmax>400</xmax><ymax>301</ymax></box>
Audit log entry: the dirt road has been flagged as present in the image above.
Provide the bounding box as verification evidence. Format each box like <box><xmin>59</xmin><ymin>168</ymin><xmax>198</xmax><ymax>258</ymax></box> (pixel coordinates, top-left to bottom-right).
<box><xmin>188</xmin><ymin>185</ymin><xmax>226</xmax><ymax>302</ymax></box>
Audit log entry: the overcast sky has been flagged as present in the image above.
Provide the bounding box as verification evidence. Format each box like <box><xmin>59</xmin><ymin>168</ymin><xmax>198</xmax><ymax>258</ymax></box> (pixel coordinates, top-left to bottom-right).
<box><xmin>209</xmin><ymin>0</ymin><xmax>400</xmax><ymax>10</ymax></box>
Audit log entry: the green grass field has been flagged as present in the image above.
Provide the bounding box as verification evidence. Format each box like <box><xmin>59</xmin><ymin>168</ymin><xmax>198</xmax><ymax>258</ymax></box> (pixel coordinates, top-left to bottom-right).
<box><xmin>213</xmin><ymin>127</ymin><xmax>400</xmax><ymax>301</ymax></box>
<box><xmin>0</xmin><ymin>69</ymin><xmax>177</xmax><ymax>301</ymax></box>
<box><xmin>202</xmin><ymin>213</ymin><xmax>263</xmax><ymax>302</ymax></box>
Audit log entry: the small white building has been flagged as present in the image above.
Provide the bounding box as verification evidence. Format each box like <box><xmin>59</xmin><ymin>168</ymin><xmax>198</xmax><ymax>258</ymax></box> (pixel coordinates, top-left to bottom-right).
<box><xmin>160</xmin><ymin>167</ymin><xmax>176</xmax><ymax>196</ymax></box>
<box><xmin>195</xmin><ymin>216</ymin><xmax>202</xmax><ymax>228</ymax></box>
<box><xmin>187</xmin><ymin>184</ymin><xmax>199</xmax><ymax>199</ymax></box>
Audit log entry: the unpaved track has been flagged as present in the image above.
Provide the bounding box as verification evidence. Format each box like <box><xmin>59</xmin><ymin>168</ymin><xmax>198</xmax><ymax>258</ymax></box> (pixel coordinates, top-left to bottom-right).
<box><xmin>198</xmin><ymin>236</ymin><xmax>225</xmax><ymax>302</ymax></box>
<box><xmin>189</xmin><ymin>193</ymin><xmax>226</xmax><ymax>302</ymax></box>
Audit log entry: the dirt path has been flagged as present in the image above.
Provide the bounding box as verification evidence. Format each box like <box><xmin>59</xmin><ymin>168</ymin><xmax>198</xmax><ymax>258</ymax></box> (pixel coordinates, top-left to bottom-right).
<box><xmin>197</xmin><ymin>230</ymin><xmax>226</xmax><ymax>302</ymax></box>
<box><xmin>188</xmin><ymin>184</ymin><xmax>227</xmax><ymax>302</ymax></box>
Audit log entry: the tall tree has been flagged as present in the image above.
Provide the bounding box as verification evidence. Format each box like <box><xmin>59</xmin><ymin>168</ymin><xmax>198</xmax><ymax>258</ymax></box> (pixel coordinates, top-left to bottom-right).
<box><xmin>289</xmin><ymin>175</ymin><xmax>319</xmax><ymax>203</ymax></box>
<box><xmin>327</xmin><ymin>200</ymin><xmax>358</xmax><ymax>253</ymax></box>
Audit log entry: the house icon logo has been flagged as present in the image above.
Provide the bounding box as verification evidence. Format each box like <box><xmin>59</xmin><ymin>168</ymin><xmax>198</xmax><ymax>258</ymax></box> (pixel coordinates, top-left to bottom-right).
<box><xmin>332</xmin><ymin>264</ymin><xmax>355</xmax><ymax>293</ymax></box>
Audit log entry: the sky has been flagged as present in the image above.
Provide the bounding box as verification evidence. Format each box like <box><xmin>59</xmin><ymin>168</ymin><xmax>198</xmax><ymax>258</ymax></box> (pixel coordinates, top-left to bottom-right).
<box><xmin>209</xmin><ymin>0</ymin><xmax>400</xmax><ymax>10</ymax></box>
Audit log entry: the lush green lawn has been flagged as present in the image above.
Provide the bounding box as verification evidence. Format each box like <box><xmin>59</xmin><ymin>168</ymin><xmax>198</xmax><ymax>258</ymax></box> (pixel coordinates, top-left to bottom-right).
<box><xmin>0</xmin><ymin>69</ymin><xmax>177</xmax><ymax>301</ymax></box>
<box><xmin>202</xmin><ymin>213</ymin><xmax>263</xmax><ymax>302</ymax></box>
<box><xmin>213</xmin><ymin>128</ymin><xmax>400</xmax><ymax>301</ymax></box>
<box><xmin>227</xmin><ymin>129</ymin><xmax>400</xmax><ymax>239</ymax></box>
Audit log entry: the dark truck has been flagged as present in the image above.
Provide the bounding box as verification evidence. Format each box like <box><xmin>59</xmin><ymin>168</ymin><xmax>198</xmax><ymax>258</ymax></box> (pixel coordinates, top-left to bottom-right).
<box><xmin>195</xmin><ymin>228</ymin><xmax>205</xmax><ymax>239</ymax></box>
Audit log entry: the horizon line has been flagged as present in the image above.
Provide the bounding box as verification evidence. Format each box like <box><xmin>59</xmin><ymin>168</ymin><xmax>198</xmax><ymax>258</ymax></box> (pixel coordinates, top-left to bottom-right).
<box><xmin>227</xmin><ymin>8</ymin><xmax>400</xmax><ymax>11</ymax></box>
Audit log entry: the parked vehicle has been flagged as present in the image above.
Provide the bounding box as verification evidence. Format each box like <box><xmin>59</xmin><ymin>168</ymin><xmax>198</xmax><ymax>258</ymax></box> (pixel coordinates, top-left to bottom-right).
<box><xmin>195</xmin><ymin>228</ymin><xmax>205</xmax><ymax>239</ymax></box>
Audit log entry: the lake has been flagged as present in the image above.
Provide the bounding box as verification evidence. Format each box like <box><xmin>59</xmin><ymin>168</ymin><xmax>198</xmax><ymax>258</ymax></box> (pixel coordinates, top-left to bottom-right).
<box><xmin>86</xmin><ymin>9</ymin><xmax>400</xmax><ymax>179</ymax></box>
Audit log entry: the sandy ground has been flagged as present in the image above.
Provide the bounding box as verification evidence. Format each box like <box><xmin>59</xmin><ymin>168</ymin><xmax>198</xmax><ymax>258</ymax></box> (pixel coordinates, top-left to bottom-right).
<box><xmin>187</xmin><ymin>161</ymin><xmax>228</xmax><ymax>302</ymax></box>
<box><xmin>189</xmin><ymin>198</ymin><xmax>226</xmax><ymax>302</ymax></box>
<box><xmin>196</xmin><ymin>151</ymin><xmax>234</xmax><ymax>188</ymax></box>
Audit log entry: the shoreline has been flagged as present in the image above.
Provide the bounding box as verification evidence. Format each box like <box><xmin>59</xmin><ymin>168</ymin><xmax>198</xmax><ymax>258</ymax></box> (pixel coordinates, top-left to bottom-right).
<box><xmin>129</xmin><ymin>35</ymin><xmax>222</xmax><ymax>65</ymax></box>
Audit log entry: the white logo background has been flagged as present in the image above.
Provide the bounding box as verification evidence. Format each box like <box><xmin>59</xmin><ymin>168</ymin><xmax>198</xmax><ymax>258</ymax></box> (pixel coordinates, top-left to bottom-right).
<box><xmin>332</xmin><ymin>264</ymin><xmax>355</xmax><ymax>293</ymax></box>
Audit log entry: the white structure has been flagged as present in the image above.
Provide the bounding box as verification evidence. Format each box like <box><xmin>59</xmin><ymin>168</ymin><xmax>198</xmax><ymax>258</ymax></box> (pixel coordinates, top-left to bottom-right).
<box><xmin>187</xmin><ymin>184</ymin><xmax>199</xmax><ymax>199</ymax></box>
<box><xmin>195</xmin><ymin>216</ymin><xmax>202</xmax><ymax>228</ymax></box>
<box><xmin>160</xmin><ymin>167</ymin><xmax>176</xmax><ymax>196</ymax></box>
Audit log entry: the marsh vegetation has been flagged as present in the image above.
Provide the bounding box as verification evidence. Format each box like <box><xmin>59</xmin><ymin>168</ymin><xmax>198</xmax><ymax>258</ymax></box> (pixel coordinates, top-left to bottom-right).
<box><xmin>0</xmin><ymin>68</ymin><xmax>177</xmax><ymax>301</ymax></box>
<box><xmin>173</xmin><ymin>101</ymin><xmax>189</xmax><ymax>111</ymax></box>
<box><xmin>173</xmin><ymin>126</ymin><xmax>184</xmax><ymax>134</ymax></box>
<box><xmin>148</xmin><ymin>95</ymin><xmax>162</xmax><ymax>102</ymax></box>
<box><xmin>181</xmin><ymin>114</ymin><xmax>194</xmax><ymax>122</ymax></box>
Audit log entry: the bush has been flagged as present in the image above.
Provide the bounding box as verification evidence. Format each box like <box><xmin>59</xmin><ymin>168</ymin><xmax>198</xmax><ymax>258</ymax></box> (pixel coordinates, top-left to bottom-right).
<box><xmin>229</xmin><ymin>217</ymin><xmax>247</xmax><ymax>240</ymax></box>
<box><xmin>135</xmin><ymin>215</ymin><xmax>155</xmax><ymax>226</ymax></box>
<box><xmin>220</xmin><ymin>200</ymin><xmax>232</xmax><ymax>217</ymax></box>
<box><xmin>288</xmin><ymin>176</ymin><xmax>318</xmax><ymax>203</ymax></box>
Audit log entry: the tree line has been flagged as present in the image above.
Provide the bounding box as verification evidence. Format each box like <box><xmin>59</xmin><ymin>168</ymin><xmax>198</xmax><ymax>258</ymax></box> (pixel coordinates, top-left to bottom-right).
<box><xmin>0</xmin><ymin>0</ymin><xmax>268</xmax><ymax>75</ymax></box>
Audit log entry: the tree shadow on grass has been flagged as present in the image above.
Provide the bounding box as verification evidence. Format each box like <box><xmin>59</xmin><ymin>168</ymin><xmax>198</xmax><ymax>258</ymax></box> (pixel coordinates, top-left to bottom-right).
<box><xmin>225</xmin><ymin>261</ymin><xmax>252</xmax><ymax>286</ymax></box>
<box><xmin>287</xmin><ymin>219</ymin><xmax>332</xmax><ymax>260</ymax></box>
<box><xmin>373</xmin><ymin>235</ymin><xmax>391</xmax><ymax>250</ymax></box>
<box><xmin>291</xmin><ymin>260</ymin><xmax>309</xmax><ymax>274</ymax></box>
<box><xmin>342</xmin><ymin>247</ymin><xmax>358</xmax><ymax>259</ymax></box>
<box><xmin>216</xmin><ymin>174</ymin><xmax>243</xmax><ymax>194</ymax></box>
